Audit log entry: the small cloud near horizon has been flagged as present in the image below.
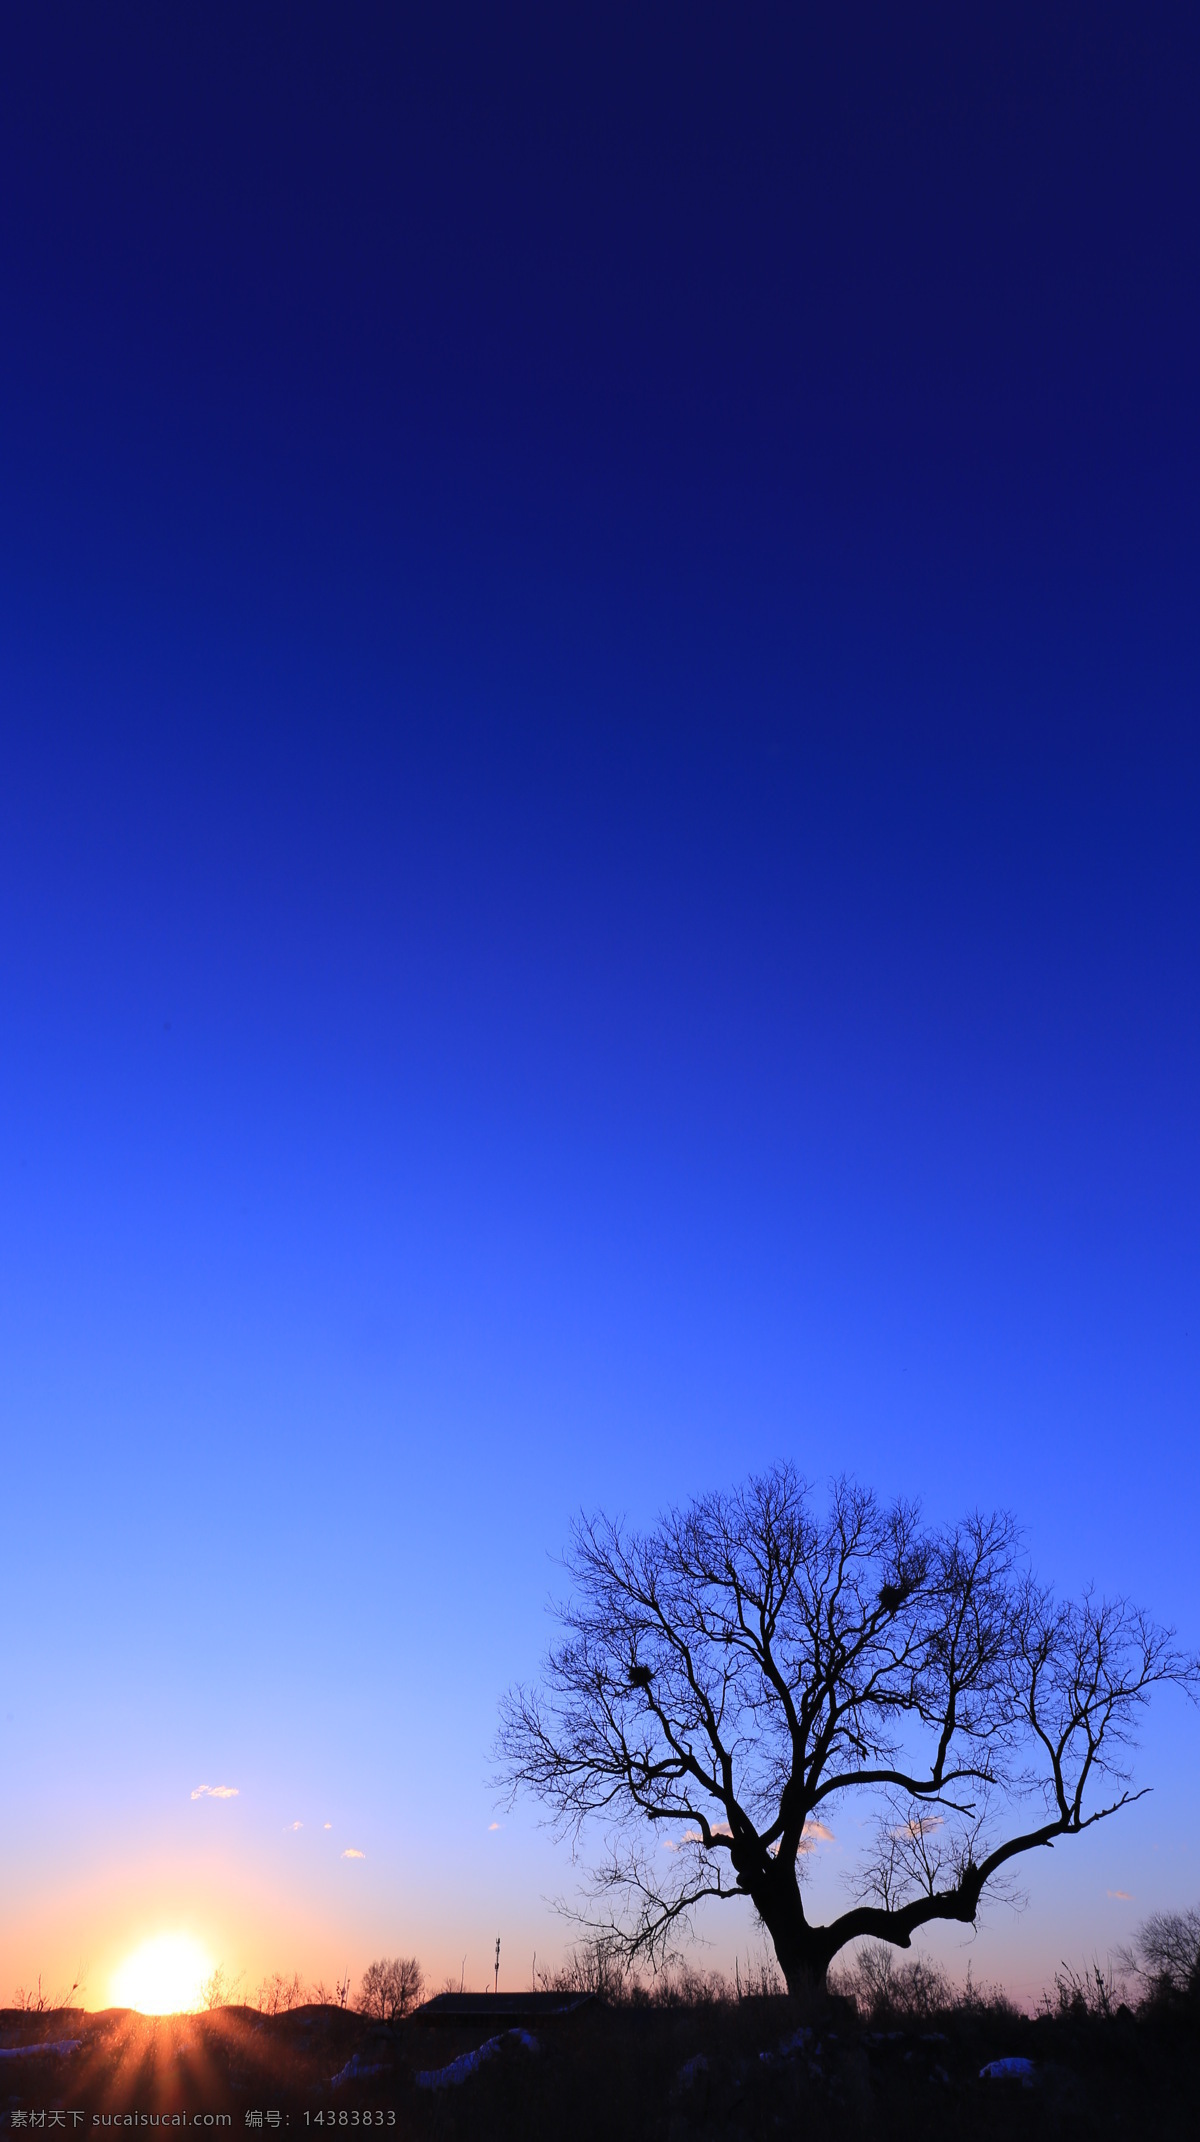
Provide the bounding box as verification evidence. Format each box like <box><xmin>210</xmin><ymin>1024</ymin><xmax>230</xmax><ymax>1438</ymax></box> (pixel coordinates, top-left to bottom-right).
<box><xmin>342</xmin><ymin>1847</ymin><xmax>365</xmax><ymax>1859</ymax></box>
<box><xmin>488</xmin><ymin>1822</ymin><xmax>502</xmax><ymax>1831</ymax></box>
<box><xmin>323</xmin><ymin>1823</ymin><xmax>332</xmax><ymax>1830</ymax></box>
<box><xmin>287</xmin><ymin>1820</ymin><xmax>303</xmax><ymax>1831</ymax></box>
<box><xmin>191</xmin><ymin>1784</ymin><xmax>239</xmax><ymax>1800</ymax></box>
<box><xmin>1108</xmin><ymin>1889</ymin><xmax>1134</xmax><ymax>1900</ymax></box>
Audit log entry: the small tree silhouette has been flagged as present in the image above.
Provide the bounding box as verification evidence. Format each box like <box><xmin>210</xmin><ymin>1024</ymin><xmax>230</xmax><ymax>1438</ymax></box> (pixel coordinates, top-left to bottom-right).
<box><xmin>358</xmin><ymin>1956</ymin><xmax>424</xmax><ymax>2021</ymax></box>
<box><xmin>200</xmin><ymin>1965</ymin><xmax>243</xmax><ymax>2011</ymax></box>
<box><xmin>1118</xmin><ymin>1905</ymin><xmax>1200</xmax><ymax>2001</ymax></box>
<box><xmin>255</xmin><ymin>1972</ymin><xmax>306</xmax><ymax>2015</ymax></box>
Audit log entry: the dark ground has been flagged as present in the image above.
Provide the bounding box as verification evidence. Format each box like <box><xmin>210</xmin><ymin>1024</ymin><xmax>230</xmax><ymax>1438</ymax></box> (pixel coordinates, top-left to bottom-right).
<box><xmin>3</xmin><ymin>1995</ymin><xmax>1199</xmax><ymax>2138</ymax></box>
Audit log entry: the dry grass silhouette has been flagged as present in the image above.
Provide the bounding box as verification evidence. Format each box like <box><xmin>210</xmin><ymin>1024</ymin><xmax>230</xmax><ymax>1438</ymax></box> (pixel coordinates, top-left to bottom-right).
<box><xmin>4</xmin><ymin>1917</ymin><xmax>1200</xmax><ymax>2139</ymax></box>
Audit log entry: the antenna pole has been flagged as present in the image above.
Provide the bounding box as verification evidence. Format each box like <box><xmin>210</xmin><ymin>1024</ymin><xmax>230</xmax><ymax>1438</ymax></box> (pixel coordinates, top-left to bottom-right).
<box><xmin>494</xmin><ymin>1937</ymin><xmax>500</xmax><ymax>1994</ymax></box>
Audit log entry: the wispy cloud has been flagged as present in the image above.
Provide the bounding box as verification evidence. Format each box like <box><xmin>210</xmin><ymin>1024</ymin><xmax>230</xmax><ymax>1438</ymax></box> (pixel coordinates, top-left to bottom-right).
<box><xmin>342</xmin><ymin>1847</ymin><xmax>365</xmax><ymax>1859</ymax></box>
<box><xmin>1108</xmin><ymin>1889</ymin><xmax>1133</xmax><ymax>1901</ymax></box>
<box><xmin>287</xmin><ymin>1821</ymin><xmax>303</xmax><ymax>1831</ymax></box>
<box><xmin>191</xmin><ymin>1784</ymin><xmax>239</xmax><ymax>1800</ymax></box>
<box><xmin>488</xmin><ymin>1822</ymin><xmax>502</xmax><ymax>1832</ymax></box>
<box><xmin>894</xmin><ymin>1814</ymin><xmax>943</xmax><ymax>1840</ymax></box>
<box><xmin>798</xmin><ymin>1820</ymin><xmax>835</xmax><ymax>1852</ymax></box>
<box><xmin>323</xmin><ymin>1823</ymin><xmax>332</xmax><ymax>1830</ymax></box>
<box><xmin>663</xmin><ymin>1818</ymin><xmax>834</xmax><ymax>1858</ymax></box>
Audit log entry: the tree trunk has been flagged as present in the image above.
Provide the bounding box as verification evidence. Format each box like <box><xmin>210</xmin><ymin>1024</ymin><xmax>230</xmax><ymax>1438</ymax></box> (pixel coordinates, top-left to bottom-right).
<box><xmin>749</xmin><ymin>1870</ymin><xmax>834</xmax><ymax>2002</ymax></box>
<box><xmin>779</xmin><ymin>1955</ymin><xmax>829</xmax><ymax>2002</ymax></box>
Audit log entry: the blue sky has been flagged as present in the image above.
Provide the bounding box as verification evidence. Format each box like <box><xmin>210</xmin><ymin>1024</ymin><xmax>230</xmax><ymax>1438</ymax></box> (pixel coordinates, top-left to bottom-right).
<box><xmin>3</xmin><ymin>3</ymin><xmax>1199</xmax><ymax>2006</ymax></box>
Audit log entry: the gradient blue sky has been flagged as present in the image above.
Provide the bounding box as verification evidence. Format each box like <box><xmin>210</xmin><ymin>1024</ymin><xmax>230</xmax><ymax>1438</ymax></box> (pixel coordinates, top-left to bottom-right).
<box><xmin>3</xmin><ymin>2</ymin><xmax>1199</xmax><ymax>2007</ymax></box>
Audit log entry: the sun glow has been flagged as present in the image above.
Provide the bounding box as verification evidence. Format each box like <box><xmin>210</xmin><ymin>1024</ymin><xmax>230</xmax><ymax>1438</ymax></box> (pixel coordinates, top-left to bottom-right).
<box><xmin>111</xmin><ymin>1933</ymin><xmax>214</xmax><ymax>2014</ymax></box>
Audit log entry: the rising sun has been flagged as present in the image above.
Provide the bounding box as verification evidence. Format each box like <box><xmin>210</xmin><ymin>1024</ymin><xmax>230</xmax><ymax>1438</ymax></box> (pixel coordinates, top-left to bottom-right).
<box><xmin>111</xmin><ymin>1933</ymin><xmax>214</xmax><ymax>2014</ymax></box>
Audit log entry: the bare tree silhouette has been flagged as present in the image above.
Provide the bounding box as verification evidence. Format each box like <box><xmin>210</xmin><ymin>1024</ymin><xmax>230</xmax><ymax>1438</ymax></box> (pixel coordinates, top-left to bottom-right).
<box><xmin>358</xmin><ymin>1956</ymin><xmax>424</xmax><ymax>2021</ymax></box>
<box><xmin>498</xmin><ymin>1465</ymin><xmax>1197</xmax><ymax>1995</ymax></box>
<box><xmin>1118</xmin><ymin>1905</ymin><xmax>1200</xmax><ymax>2001</ymax></box>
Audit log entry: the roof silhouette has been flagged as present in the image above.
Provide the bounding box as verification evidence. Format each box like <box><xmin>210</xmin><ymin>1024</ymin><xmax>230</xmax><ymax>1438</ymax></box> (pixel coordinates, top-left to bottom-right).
<box><xmin>411</xmin><ymin>1991</ymin><xmax>596</xmax><ymax>2025</ymax></box>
